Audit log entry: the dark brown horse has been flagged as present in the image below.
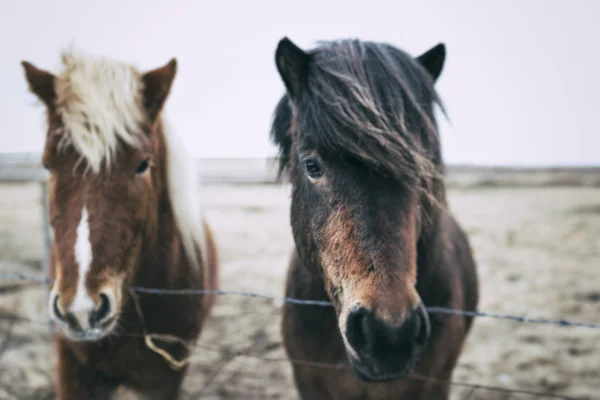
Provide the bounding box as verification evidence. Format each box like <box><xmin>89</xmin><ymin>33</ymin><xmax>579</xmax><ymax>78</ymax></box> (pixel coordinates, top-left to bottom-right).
<box><xmin>271</xmin><ymin>37</ymin><xmax>479</xmax><ymax>399</ymax></box>
<box><xmin>22</xmin><ymin>50</ymin><xmax>219</xmax><ymax>399</ymax></box>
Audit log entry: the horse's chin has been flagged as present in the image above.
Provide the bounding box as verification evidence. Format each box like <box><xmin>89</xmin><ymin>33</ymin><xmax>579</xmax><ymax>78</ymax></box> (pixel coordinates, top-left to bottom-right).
<box><xmin>346</xmin><ymin>353</ymin><xmax>417</xmax><ymax>383</ymax></box>
<box><xmin>58</xmin><ymin>318</ymin><xmax>118</xmax><ymax>343</ymax></box>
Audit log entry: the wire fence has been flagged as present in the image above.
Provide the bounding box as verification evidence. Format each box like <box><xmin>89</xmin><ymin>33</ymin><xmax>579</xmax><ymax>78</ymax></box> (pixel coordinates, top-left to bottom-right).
<box><xmin>0</xmin><ymin>310</ymin><xmax>588</xmax><ymax>400</ymax></box>
<box><xmin>0</xmin><ymin>272</ymin><xmax>598</xmax><ymax>399</ymax></box>
<box><xmin>2</xmin><ymin>272</ymin><xmax>600</xmax><ymax>330</ymax></box>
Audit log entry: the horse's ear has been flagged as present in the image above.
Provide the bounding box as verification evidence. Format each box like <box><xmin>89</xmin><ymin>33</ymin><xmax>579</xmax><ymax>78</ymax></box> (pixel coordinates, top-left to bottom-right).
<box><xmin>275</xmin><ymin>37</ymin><xmax>310</xmax><ymax>99</ymax></box>
<box><xmin>141</xmin><ymin>58</ymin><xmax>177</xmax><ymax>121</ymax></box>
<box><xmin>21</xmin><ymin>61</ymin><xmax>56</xmax><ymax>109</ymax></box>
<box><xmin>416</xmin><ymin>43</ymin><xmax>446</xmax><ymax>82</ymax></box>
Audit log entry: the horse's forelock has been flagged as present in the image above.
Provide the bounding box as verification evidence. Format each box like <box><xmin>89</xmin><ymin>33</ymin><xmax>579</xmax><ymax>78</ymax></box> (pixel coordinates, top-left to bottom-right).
<box><xmin>52</xmin><ymin>50</ymin><xmax>146</xmax><ymax>173</ymax></box>
<box><xmin>304</xmin><ymin>40</ymin><xmax>443</xmax><ymax>186</ymax></box>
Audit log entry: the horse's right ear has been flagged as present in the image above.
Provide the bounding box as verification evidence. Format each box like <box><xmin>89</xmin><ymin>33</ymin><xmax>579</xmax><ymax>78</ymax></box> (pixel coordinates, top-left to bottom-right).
<box><xmin>415</xmin><ymin>43</ymin><xmax>446</xmax><ymax>83</ymax></box>
<box><xmin>141</xmin><ymin>58</ymin><xmax>177</xmax><ymax>122</ymax></box>
<box><xmin>21</xmin><ymin>61</ymin><xmax>56</xmax><ymax>108</ymax></box>
<box><xmin>275</xmin><ymin>37</ymin><xmax>310</xmax><ymax>99</ymax></box>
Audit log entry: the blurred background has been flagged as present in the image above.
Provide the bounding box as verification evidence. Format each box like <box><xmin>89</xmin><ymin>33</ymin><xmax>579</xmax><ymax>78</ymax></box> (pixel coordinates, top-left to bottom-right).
<box><xmin>2</xmin><ymin>0</ymin><xmax>600</xmax><ymax>164</ymax></box>
<box><xmin>0</xmin><ymin>1</ymin><xmax>599</xmax><ymax>399</ymax></box>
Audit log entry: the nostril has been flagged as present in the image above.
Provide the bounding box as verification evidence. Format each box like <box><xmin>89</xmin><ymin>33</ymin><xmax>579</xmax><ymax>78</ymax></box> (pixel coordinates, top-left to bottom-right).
<box><xmin>91</xmin><ymin>293</ymin><xmax>111</xmax><ymax>326</ymax></box>
<box><xmin>53</xmin><ymin>295</ymin><xmax>66</xmax><ymax>322</ymax></box>
<box><xmin>413</xmin><ymin>305</ymin><xmax>431</xmax><ymax>347</ymax></box>
<box><xmin>345</xmin><ymin>307</ymin><xmax>371</xmax><ymax>352</ymax></box>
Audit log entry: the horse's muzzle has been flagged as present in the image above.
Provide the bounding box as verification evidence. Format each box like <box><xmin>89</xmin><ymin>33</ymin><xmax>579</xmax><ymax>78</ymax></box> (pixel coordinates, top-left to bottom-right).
<box><xmin>343</xmin><ymin>302</ymin><xmax>431</xmax><ymax>381</ymax></box>
<box><xmin>50</xmin><ymin>291</ymin><xmax>117</xmax><ymax>341</ymax></box>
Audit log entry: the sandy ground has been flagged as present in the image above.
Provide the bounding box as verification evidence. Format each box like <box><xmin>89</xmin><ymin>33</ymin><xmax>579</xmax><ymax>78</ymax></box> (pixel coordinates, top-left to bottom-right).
<box><xmin>0</xmin><ymin>182</ymin><xmax>599</xmax><ymax>400</ymax></box>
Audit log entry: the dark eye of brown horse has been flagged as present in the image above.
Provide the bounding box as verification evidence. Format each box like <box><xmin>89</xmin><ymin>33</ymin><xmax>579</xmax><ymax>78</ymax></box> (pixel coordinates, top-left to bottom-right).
<box><xmin>304</xmin><ymin>158</ymin><xmax>323</xmax><ymax>179</ymax></box>
<box><xmin>135</xmin><ymin>157</ymin><xmax>151</xmax><ymax>175</ymax></box>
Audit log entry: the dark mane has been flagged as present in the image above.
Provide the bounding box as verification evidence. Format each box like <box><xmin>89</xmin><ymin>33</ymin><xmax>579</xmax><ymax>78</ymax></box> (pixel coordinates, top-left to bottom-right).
<box><xmin>271</xmin><ymin>39</ymin><xmax>447</xmax><ymax>205</ymax></box>
<box><xmin>271</xmin><ymin>95</ymin><xmax>294</xmax><ymax>180</ymax></box>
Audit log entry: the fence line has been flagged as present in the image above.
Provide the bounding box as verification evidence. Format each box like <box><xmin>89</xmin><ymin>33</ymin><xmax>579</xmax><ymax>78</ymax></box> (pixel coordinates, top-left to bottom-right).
<box><xmin>1</xmin><ymin>272</ymin><xmax>600</xmax><ymax>330</ymax></box>
<box><xmin>0</xmin><ymin>311</ymin><xmax>585</xmax><ymax>400</ymax></box>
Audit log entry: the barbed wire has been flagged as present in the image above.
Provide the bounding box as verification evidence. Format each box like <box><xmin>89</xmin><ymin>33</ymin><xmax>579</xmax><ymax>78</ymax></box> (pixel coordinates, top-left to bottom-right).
<box><xmin>0</xmin><ymin>311</ymin><xmax>586</xmax><ymax>400</ymax></box>
<box><xmin>1</xmin><ymin>272</ymin><xmax>600</xmax><ymax>330</ymax></box>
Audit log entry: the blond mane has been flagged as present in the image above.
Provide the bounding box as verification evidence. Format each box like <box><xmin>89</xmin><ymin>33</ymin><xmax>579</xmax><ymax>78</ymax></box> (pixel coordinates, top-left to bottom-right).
<box><xmin>53</xmin><ymin>50</ymin><xmax>206</xmax><ymax>269</ymax></box>
<box><xmin>55</xmin><ymin>51</ymin><xmax>145</xmax><ymax>173</ymax></box>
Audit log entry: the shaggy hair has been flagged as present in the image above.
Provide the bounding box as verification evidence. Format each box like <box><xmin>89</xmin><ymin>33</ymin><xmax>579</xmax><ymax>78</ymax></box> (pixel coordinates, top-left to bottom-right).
<box><xmin>271</xmin><ymin>39</ymin><xmax>447</xmax><ymax>208</ymax></box>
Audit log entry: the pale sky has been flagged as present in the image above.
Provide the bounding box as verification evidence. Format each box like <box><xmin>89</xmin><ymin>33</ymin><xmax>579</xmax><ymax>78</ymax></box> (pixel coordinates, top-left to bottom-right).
<box><xmin>1</xmin><ymin>0</ymin><xmax>598</xmax><ymax>166</ymax></box>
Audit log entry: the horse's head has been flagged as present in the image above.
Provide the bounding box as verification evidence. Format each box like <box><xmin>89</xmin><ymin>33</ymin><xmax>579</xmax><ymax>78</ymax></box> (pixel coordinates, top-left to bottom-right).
<box><xmin>272</xmin><ymin>38</ymin><xmax>447</xmax><ymax>381</ymax></box>
<box><xmin>22</xmin><ymin>52</ymin><xmax>177</xmax><ymax>341</ymax></box>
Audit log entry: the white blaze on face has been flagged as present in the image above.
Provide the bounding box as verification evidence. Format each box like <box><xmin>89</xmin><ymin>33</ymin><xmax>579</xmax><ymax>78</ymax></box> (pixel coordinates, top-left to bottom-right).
<box><xmin>70</xmin><ymin>206</ymin><xmax>95</xmax><ymax>330</ymax></box>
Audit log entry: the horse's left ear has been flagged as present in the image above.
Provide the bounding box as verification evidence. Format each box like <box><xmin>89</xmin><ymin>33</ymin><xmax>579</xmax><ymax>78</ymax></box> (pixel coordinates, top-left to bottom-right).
<box><xmin>416</xmin><ymin>43</ymin><xmax>446</xmax><ymax>82</ymax></box>
<box><xmin>275</xmin><ymin>37</ymin><xmax>310</xmax><ymax>100</ymax></box>
<box><xmin>21</xmin><ymin>61</ymin><xmax>56</xmax><ymax>109</ymax></box>
<box><xmin>141</xmin><ymin>58</ymin><xmax>177</xmax><ymax>121</ymax></box>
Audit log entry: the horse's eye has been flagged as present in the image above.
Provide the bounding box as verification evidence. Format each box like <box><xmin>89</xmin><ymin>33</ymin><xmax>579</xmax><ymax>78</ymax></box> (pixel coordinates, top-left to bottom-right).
<box><xmin>135</xmin><ymin>157</ymin><xmax>151</xmax><ymax>175</ymax></box>
<box><xmin>304</xmin><ymin>158</ymin><xmax>323</xmax><ymax>179</ymax></box>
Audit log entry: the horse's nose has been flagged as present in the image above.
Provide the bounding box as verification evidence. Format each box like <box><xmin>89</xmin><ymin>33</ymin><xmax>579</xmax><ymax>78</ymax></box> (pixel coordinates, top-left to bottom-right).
<box><xmin>345</xmin><ymin>303</ymin><xmax>431</xmax><ymax>359</ymax></box>
<box><xmin>51</xmin><ymin>293</ymin><xmax>112</xmax><ymax>332</ymax></box>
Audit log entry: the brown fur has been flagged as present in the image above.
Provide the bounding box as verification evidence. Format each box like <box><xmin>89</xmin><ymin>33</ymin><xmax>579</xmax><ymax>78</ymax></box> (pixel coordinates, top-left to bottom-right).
<box><xmin>282</xmin><ymin>214</ymin><xmax>477</xmax><ymax>399</ymax></box>
<box><xmin>22</xmin><ymin>54</ymin><xmax>218</xmax><ymax>399</ymax></box>
<box><xmin>319</xmin><ymin>204</ymin><xmax>420</xmax><ymax>323</ymax></box>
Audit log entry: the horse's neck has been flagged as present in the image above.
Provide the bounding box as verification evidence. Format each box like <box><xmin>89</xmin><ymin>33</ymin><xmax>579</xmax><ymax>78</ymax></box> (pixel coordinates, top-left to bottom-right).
<box><xmin>133</xmin><ymin>193</ymin><xmax>181</xmax><ymax>288</ymax></box>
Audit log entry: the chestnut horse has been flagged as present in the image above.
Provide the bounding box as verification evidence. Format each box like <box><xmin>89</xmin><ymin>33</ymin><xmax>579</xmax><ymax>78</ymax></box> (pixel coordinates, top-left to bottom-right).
<box><xmin>271</xmin><ymin>37</ymin><xmax>479</xmax><ymax>399</ymax></box>
<box><xmin>22</xmin><ymin>51</ymin><xmax>218</xmax><ymax>399</ymax></box>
